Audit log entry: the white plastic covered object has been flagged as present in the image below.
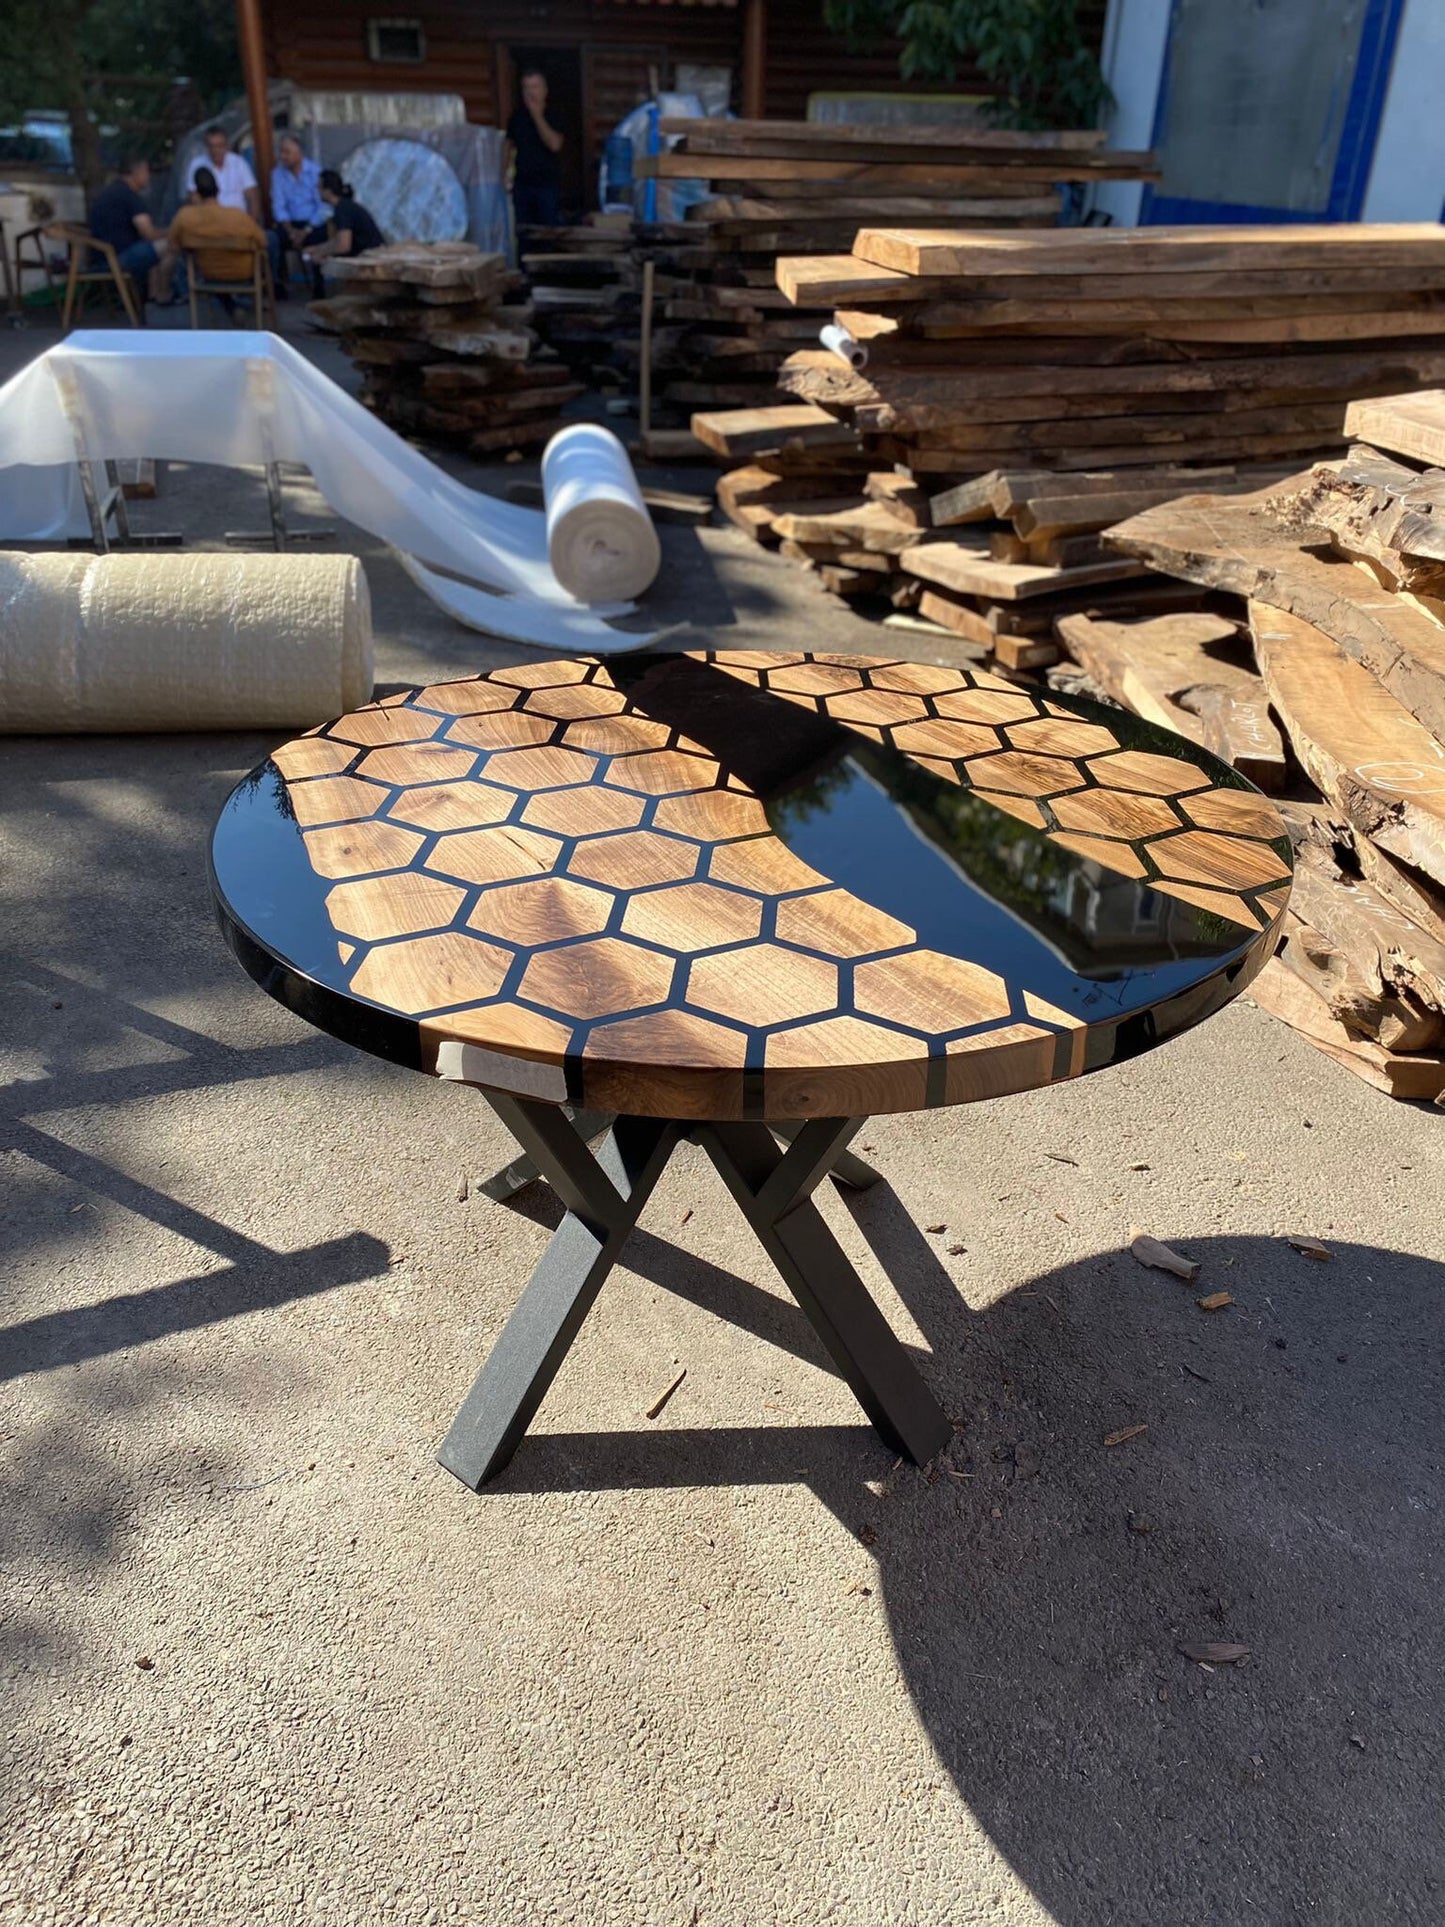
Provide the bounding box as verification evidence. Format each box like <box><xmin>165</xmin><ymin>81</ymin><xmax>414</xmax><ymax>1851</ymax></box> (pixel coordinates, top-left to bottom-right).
<box><xmin>0</xmin><ymin>331</ymin><xmax>660</xmax><ymax>652</ymax></box>
<box><xmin>0</xmin><ymin>550</ymin><xmax>373</xmax><ymax>732</ymax></box>
<box><xmin>543</xmin><ymin>422</ymin><xmax>662</xmax><ymax>604</ymax></box>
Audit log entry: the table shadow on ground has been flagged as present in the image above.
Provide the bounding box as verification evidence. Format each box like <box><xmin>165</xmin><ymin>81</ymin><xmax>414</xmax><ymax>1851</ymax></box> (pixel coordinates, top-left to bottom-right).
<box><xmin>487</xmin><ymin>1193</ymin><xmax>1445</xmax><ymax>1927</ymax></box>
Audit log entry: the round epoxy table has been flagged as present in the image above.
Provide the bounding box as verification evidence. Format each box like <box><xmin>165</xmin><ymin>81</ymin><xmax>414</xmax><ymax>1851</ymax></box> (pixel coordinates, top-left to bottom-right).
<box><xmin>211</xmin><ymin>650</ymin><xmax>1292</xmax><ymax>1490</ymax></box>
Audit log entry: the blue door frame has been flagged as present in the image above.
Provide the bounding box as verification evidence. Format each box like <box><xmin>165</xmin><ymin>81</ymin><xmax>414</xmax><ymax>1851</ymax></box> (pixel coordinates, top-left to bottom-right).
<box><xmin>1141</xmin><ymin>0</ymin><xmax>1406</xmax><ymax>225</ymax></box>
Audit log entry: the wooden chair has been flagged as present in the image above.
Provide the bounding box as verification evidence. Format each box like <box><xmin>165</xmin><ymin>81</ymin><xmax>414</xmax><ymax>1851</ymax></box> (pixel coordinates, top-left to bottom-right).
<box><xmin>57</xmin><ymin>224</ymin><xmax>142</xmax><ymax>331</ymax></box>
<box><xmin>12</xmin><ymin>225</ymin><xmax>60</xmax><ymax>313</ymax></box>
<box><xmin>184</xmin><ymin>241</ymin><xmax>274</xmax><ymax>330</ymax></box>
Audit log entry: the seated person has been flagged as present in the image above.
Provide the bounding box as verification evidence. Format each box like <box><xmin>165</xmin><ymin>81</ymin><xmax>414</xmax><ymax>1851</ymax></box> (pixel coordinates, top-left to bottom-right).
<box><xmin>164</xmin><ymin>167</ymin><xmax>268</xmax><ymax>311</ymax></box>
<box><xmin>86</xmin><ymin>156</ymin><xmax>167</xmax><ymax>303</ymax></box>
<box><xmin>269</xmin><ymin>133</ymin><xmax>328</xmax><ymax>295</ymax></box>
<box><xmin>301</xmin><ymin>171</ymin><xmax>385</xmax><ymax>284</ymax></box>
<box><xmin>185</xmin><ymin>126</ymin><xmax>260</xmax><ymax>217</ymax></box>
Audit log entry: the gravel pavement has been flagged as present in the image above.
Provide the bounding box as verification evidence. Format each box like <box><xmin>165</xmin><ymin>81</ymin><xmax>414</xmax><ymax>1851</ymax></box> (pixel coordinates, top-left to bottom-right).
<box><xmin>2</xmin><ymin>314</ymin><xmax>1443</xmax><ymax>1927</ymax></box>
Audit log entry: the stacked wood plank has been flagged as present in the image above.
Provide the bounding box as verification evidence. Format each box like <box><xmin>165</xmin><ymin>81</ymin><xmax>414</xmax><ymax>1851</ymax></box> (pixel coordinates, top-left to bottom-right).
<box><xmin>696</xmin><ymin>222</ymin><xmax>1445</xmax><ymax>670</ymax></box>
<box><xmin>309</xmin><ymin>242</ymin><xmax>581</xmax><ymax>455</ymax></box>
<box><xmin>520</xmin><ymin>214</ymin><xmax>644</xmax><ymax>389</ymax></box>
<box><xmin>639</xmin><ymin>120</ymin><xmax>1156</xmax><ymax>427</ymax></box>
<box><xmin>1097</xmin><ymin>388</ymin><xmax>1445</xmax><ymax>1100</ymax></box>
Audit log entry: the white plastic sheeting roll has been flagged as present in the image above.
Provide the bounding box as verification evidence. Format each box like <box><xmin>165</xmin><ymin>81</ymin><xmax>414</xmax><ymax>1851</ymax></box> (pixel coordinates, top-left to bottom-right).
<box><xmin>0</xmin><ymin>333</ymin><xmax>661</xmax><ymax>653</ymax></box>
<box><xmin>0</xmin><ymin>551</ymin><xmax>373</xmax><ymax>733</ymax></box>
<box><xmin>542</xmin><ymin>422</ymin><xmax>662</xmax><ymax>605</ymax></box>
<box><xmin>820</xmin><ymin>322</ymin><xmax>868</xmax><ymax>370</ymax></box>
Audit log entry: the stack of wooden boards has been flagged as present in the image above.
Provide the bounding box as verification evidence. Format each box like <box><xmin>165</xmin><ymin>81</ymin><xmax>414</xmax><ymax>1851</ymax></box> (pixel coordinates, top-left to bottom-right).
<box><xmin>1098</xmin><ymin>388</ymin><xmax>1445</xmax><ymax>1100</ymax></box>
<box><xmin>309</xmin><ymin>242</ymin><xmax>581</xmax><ymax>454</ymax></box>
<box><xmin>710</xmin><ymin>444</ymin><xmax>1301</xmax><ymax>667</ymax></box>
<box><xmin>641</xmin><ymin>120</ymin><xmax>1156</xmax><ymax>427</ymax></box>
<box><xmin>520</xmin><ymin>214</ymin><xmax>645</xmax><ymax>390</ymax></box>
<box><xmin>697</xmin><ymin>222</ymin><xmax>1445</xmax><ymax>660</ymax></box>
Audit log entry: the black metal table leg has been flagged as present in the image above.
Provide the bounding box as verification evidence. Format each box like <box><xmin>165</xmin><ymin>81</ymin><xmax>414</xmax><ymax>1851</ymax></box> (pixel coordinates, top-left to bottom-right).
<box><xmin>476</xmin><ymin>1108</ymin><xmax>615</xmax><ymax>1201</ymax></box>
<box><xmin>697</xmin><ymin>1120</ymin><xmax>954</xmax><ymax>1469</ymax></box>
<box><xmin>771</xmin><ymin>1120</ymin><xmax>883</xmax><ymax>1191</ymax></box>
<box><xmin>444</xmin><ymin>1102</ymin><xmax>950</xmax><ymax>1491</ymax></box>
<box><xmin>438</xmin><ymin>1106</ymin><xmax>682</xmax><ymax>1489</ymax></box>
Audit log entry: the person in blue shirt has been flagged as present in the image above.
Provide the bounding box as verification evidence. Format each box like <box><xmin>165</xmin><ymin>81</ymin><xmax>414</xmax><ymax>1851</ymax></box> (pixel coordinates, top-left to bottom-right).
<box><xmin>268</xmin><ymin>133</ymin><xmax>328</xmax><ymax>298</ymax></box>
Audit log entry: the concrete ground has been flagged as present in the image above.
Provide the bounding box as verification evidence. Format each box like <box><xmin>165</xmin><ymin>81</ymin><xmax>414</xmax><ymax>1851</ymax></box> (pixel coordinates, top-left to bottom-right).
<box><xmin>2</xmin><ymin>308</ymin><xmax>1443</xmax><ymax>1927</ymax></box>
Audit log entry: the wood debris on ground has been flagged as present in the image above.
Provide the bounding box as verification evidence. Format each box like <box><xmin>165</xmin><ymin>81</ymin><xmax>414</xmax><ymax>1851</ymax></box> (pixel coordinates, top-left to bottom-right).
<box><xmin>308</xmin><ymin>242</ymin><xmax>582</xmax><ymax>454</ymax></box>
<box><xmin>1197</xmin><ymin>1291</ymin><xmax>1234</xmax><ymax>1312</ymax></box>
<box><xmin>1178</xmin><ymin>1640</ymin><xmax>1250</xmax><ymax>1665</ymax></box>
<box><xmin>1129</xmin><ymin>1230</ymin><xmax>1202</xmax><ymax>1283</ymax></box>
<box><xmin>1102</xmin><ymin>1423</ymin><xmax>1149</xmax><ymax>1448</ymax></box>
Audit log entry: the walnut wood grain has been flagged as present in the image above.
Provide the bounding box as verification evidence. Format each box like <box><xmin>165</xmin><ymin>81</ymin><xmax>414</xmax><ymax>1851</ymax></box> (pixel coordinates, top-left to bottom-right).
<box><xmin>216</xmin><ymin>652</ymin><xmax>1291</xmax><ymax>1120</ymax></box>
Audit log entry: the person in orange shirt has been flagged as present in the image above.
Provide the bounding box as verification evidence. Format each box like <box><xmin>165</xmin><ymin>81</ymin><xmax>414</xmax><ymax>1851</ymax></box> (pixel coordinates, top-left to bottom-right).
<box><xmin>160</xmin><ymin>166</ymin><xmax>267</xmax><ymax>313</ymax></box>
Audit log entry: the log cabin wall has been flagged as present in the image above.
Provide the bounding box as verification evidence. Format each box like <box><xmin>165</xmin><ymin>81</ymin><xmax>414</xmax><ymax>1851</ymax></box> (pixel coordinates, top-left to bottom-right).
<box><xmin>261</xmin><ymin>0</ymin><xmax>1106</xmax><ymax>160</ymax></box>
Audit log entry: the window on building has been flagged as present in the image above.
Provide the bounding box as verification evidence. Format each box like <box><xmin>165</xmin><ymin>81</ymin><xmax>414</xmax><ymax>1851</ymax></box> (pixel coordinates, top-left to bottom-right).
<box><xmin>366</xmin><ymin>18</ymin><xmax>426</xmax><ymax>63</ymax></box>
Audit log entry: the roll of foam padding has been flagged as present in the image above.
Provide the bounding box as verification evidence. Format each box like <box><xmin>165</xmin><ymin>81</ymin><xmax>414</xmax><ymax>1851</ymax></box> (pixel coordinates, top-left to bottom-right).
<box><xmin>819</xmin><ymin>322</ymin><xmax>868</xmax><ymax>370</ymax></box>
<box><xmin>0</xmin><ymin>551</ymin><xmax>373</xmax><ymax>733</ymax></box>
<box><xmin>542</xmin><ymin>423</ymin><xmax>662</xmax><ymax>605</ymax></box>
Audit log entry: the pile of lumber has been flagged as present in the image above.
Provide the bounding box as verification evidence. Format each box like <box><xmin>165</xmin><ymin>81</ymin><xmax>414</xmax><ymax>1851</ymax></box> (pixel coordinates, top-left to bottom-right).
<box><xmin>695</xmin><ymin>222</ymin><xmax>1445</xmax><ymax>662</ymax></box>
<box><xmin>1099</xmin><ymin>387</ymin><xmax>1445</xmax><ymax>1100</ymax></box>
<box><xmin>707</xmin><ymin>427</ymin><xmax>1300</xmax><ymax>668</ymax></box>
<box><xmin>639</xmin><ymin>120</ymin><xmax>1156</xmax><ymax>428</ymax></box>
<box><xmin>309</xmin><ymin>242</ymin><xmax>581</xmax><ymax>455</ymax></box>
<box><xmin>520</xmin><ymin>214</ymin><xmax>644</xmax><ymax>389</ymax></box>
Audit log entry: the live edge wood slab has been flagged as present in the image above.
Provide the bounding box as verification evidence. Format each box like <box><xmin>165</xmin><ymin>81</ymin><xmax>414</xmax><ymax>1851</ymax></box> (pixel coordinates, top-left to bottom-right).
<box><xmin>211</xmin><ymin>651</ymin><xmax>1291</xmax><ymax>1125</ymax></box>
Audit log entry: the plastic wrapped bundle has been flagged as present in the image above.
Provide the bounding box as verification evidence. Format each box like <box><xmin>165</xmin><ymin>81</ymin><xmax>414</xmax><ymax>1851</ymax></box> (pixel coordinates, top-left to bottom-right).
<box><xmin>0</xmin><ymin>551</ymin><xmax>373</xmax><ymax>733</ymax></box>
<box><xmin>543</xmin><ymin>422</ymin><xmax>662</xmax><ymax>605</ymax></box>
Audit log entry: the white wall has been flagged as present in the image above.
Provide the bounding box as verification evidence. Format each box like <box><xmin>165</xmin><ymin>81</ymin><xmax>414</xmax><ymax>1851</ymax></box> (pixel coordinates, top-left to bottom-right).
<box><xmin>1091</xmin><ymin>0</ymin><xmax>1171</xmax><ymax>227</ymax></box>
<box><xmin>1361</xmin><ymin>0</ymin><xmax>1445</xmax><ymax>221</ymax></box>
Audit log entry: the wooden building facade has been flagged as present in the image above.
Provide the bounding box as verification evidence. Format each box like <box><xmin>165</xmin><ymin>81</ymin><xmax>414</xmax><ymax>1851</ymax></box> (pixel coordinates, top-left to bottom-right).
<box><xmin>255</xmin><ymin>0</ymin><xmax>1049</xmax><ymax>205</ymax></box>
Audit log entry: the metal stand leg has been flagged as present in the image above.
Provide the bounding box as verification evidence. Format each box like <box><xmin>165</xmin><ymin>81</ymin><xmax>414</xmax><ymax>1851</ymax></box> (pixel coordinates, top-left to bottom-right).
<box><xmin>225</xmin><ymin>463</ymin><xmax>335</xmax><ymax>548</ymax></box>
<box><xmin>697</xmin><ymin>1121</ymin><xmax>953</xmax><ymax>1469</ymax></box>
<box><xmin>443</xmin><ymin>1102</ymin><xmax>951</xmax><ymax>1492</ymax></box>
<box><xmin>439</xmin><ymin>1104</ymin><xmax>683</xmax><ymax>1489</ymax></box>
<box><xmin>477</xmin><ymin>1107</ymin><xmax>616</xmax><ymax>1201</ymax></box>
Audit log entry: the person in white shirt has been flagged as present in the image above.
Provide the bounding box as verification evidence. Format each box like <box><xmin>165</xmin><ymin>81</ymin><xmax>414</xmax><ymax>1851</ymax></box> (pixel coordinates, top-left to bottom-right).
<box><xmin>185</xmin><ymin>126</ymin><xmax>260</xmax><ymax>220</ymax></box>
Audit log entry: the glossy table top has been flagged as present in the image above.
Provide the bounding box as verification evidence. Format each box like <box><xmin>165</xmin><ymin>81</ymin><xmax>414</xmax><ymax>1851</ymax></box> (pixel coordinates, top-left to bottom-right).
<box><xmin>211</xmin><ymin>650</ymin><xmax>1293</xmax><ymax>1120</ymax></box>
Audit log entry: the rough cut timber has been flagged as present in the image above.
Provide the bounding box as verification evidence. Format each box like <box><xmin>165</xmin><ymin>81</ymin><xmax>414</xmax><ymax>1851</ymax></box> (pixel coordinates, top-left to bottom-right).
<box><xmin>1250</xmin><ymin>957</ymin><xmax>1445</xmax><ymax>1100</ymax></box>
<box><xmin>1053</xmin><ymin>612</ymin><xmax>1287</xmax><ymax>791</ymax></box>
<box><xmin>1248</xmin><ymin>602</ymin><xmax>1445</xmax><ymax>889</ymax></box>
<box><xmin>1283</xmin><ymin>856</ymin><xmax>1445</xmax><ymax>1052</ymax></box>
<box><xmin>1108</xmin><ymin>490</ymin><xmax>1445</xmax><ymax>743</ymax></box>
<box><xmin>1344</xmin><ymin>389</ymin><xmax>1445</xmax><ymax>468</ymax></box>
<box><xmin>851</xmin><ymin>223</ymin><xmax>1445</xmax><ymax>279</ymax></box>
<box><xmin>1274</xmin><ymin>447</ymin><xmax>1445</xmax><ymax>595</ymax></box>
<box><xmin>310</xmin><ymin>242</ymin><xmax>574</xmax><ymax>456</ymax></box>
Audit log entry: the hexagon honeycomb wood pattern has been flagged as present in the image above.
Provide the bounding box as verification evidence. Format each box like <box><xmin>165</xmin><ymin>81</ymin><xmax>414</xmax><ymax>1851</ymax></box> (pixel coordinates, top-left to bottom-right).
<box><xmin>259</xmin><ymin>651</ymin><xmax>1291</xmax><ymax>1118</ymax></box>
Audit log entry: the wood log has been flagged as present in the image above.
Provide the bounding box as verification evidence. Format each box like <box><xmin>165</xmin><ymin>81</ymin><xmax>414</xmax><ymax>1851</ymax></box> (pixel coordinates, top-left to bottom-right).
<box><xmin>770</xmin><ymin>501</ymin><xmax>921</xmax><ymax>553</ymax></box>
<box><xmin>1248</xmin><ymin>602</ymin><xmax>1445</xmax><ymax>886</ymax></box>
<box><xmin>1109</xmin><ymin>491</ymin><xmax>1445</xmax><ymax>740</ymax></box>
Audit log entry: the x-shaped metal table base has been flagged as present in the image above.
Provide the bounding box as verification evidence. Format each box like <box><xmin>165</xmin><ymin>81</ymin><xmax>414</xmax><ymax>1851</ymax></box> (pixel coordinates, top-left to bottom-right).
<box><xmin>438</xmin><ymin>1095</ymin><xmax>954</xmax><ymax>1491</ymax></box>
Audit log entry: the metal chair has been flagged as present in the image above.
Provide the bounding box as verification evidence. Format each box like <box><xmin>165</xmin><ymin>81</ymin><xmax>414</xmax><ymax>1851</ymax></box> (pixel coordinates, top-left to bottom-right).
<box><xmin>57</xmin><ymin>224</ymin><xmax>142</xmax><ymax>331</ymax></box>
<box><xmin>184</xmin><ymin>241</ymin><xmax>274</xmax><ymax>330</ymax></box>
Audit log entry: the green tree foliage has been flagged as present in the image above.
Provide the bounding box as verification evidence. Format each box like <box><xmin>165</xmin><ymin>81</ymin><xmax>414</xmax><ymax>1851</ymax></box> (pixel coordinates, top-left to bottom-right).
<box><xmin>823</xmin><ymin>0</ymin><xmax>1112</xmax><ymax>131</ymax></box>
<box><xmin>0</xmin><ymin>0</ymin><xmax>240</xmax><ymax>190</ymax></box>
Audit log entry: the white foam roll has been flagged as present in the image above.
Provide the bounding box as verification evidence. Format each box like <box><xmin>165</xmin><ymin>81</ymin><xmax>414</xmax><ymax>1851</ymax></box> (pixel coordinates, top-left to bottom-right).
<box><xmin>820</xmin><ymin>322</ymin><xmax>868</xmax><ymax>371</ymax></box>
<box><xmin>542</xmin><ymin>422</ymin><xmax>662</xmax><ymax>605</ymax></box>
<box><xmin>0</xmin><ymin>551</ymin><xmax>373</xmax><ymax>733</ymax></box>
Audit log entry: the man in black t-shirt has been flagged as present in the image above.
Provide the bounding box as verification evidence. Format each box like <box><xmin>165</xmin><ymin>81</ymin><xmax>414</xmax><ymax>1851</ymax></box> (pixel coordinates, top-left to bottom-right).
<box><xmin>506</xmin><ymin>68</ymin><xmax>564</xmax><ymax>230</ymax></box>
<box><xmin>87</xmin><ymin>156</ymin><xmax>165</xmax><ymax>293</ymax></box>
